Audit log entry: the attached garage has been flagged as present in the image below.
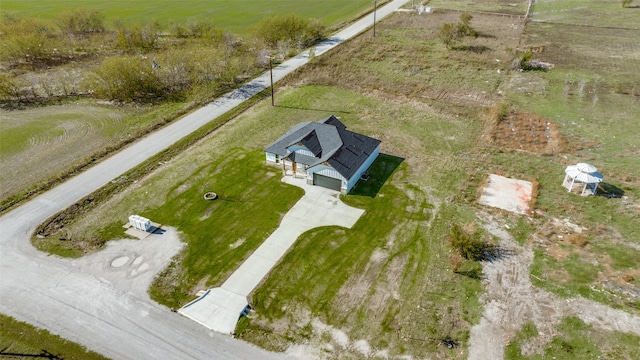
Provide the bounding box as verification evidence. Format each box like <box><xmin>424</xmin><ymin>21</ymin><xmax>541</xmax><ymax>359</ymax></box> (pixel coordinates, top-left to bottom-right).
<box><xmin>313</xmin><ymin>173</ymin><xmax>342</xmax><ymax>191</ymax></box>
<box><xmin>265</xmin><ymin>115</ymin><xmax>381</xmax><ymax>193</ymax></box>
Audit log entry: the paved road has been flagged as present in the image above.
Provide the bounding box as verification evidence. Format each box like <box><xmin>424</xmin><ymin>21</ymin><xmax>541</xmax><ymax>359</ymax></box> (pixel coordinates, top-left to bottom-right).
<box><xmin>0</xmin><ymin>1</ymin><xmax>409</xmax><ymax>359</ymax></box>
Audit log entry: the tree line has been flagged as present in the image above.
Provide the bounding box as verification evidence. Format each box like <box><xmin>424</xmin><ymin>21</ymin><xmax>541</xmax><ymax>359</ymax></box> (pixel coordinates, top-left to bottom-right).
<box><xmin>0</xmin><ymin>10</ymin><xmax>326</xmax><ymax>104</ymax></box>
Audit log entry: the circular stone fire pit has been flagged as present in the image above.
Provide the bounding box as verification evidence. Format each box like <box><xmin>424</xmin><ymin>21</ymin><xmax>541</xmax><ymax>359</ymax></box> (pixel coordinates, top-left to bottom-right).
<box><xmin>203</xmin><ymin>192</ymin><xmax>218</xmax><ymax>200</ymax></box>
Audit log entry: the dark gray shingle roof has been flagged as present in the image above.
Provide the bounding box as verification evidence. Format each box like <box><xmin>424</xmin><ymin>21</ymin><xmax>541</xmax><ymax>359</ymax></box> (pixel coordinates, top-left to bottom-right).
<box><xmin>265</xmin><ymin>115</ymin><xmax>381</xmax><ymax>180</ymax></box>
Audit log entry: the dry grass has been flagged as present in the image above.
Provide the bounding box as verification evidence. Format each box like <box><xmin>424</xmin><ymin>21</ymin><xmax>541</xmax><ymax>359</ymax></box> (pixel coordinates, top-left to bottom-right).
<box><xmin>290</xmin><ymin>11</ymin><xmax>525</xmax><ymax>114</ymax></box>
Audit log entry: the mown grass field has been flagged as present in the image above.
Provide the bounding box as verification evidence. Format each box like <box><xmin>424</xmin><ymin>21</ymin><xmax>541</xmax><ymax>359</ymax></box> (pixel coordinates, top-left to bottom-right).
<box><xmin>531</xmin><ymin>0</ymin><xmax>640</xmax><ymax>29</ymax></box>
<box><xmin>0</xmin><ymin>314</ymin><xmax>108</xmax><ymax>360</ymax></box>
<box><xmin>426</xmin><ymin>0</ymin><xmax>529</xmax><ymax>15</ymax></box>
<box><xmin>0</xmin><ymin>102</ymin><xmax>190</xmax><ymax>204</ymax></box>
<box><xmin>1</xmin><ymin>0</ymin><xmax>374</xmax><ymax>32</ymax></box>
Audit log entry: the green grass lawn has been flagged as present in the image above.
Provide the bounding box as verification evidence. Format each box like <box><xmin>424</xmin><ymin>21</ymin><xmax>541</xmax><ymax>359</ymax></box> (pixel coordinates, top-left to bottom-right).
<box><xmin>0</xmin><ymin>314</ymin><xmax>109</xmax><ymax>360</ymax></box>
<box><xmin>147</xmin><ymin>150</ymin><xmax>304</xmax><ymax>307</ymax></box>
<box><xmin>1</xmin><ymin>0</ymin><xmax>374</xmax><ymax>32</ymax></box>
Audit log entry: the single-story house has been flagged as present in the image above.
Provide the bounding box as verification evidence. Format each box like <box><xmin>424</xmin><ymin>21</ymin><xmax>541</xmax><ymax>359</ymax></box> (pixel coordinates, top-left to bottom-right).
<box><xmin>264</xmin><ymin>115</ymin><xmax>381</xmax><ymax>193</ymax></box>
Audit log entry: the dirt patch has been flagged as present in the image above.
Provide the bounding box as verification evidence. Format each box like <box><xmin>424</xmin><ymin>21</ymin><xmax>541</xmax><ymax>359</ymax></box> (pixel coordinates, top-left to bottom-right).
<box><xmin>532</xmin><ymin>217</ymin><xmax>640</xmax><ymax>304</ymax></box>
<box><xmin>189</xmin><ymin>275</ymin><xmax>210</xmax><ymax>296</ymax></box>
<box><xmin>229</xmin><ymin>237</ymin><xmax>245</xmax><ymax>249</ymax></box>
<box><xmin>468</xmin><ymin>214</ymin><xmax>640</xmax><ymax>360</ymax></box>
<box><xmin>488</xmin><ymin>111</ymin><xmax>568</xmax><ymax>155</ymax></box>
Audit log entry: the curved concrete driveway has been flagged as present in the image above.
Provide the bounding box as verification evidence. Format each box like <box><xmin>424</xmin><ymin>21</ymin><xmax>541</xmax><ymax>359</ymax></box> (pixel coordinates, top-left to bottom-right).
<box><xmin>0</xmin><ymin>1</ymin><xmax>408</xmax><ymax>359</ymax></box>
<box><xmin>179</xmin><ymin>177</ymin><xmax>364</xmax><ymax>334</ymax></box>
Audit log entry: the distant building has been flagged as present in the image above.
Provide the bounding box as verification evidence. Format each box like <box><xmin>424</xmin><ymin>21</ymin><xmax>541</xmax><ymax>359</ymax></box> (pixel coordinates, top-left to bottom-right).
<box><xmin>265</xmin><ymin>115</ymin><xmax>380</xmax><ymax>193</ymax></box>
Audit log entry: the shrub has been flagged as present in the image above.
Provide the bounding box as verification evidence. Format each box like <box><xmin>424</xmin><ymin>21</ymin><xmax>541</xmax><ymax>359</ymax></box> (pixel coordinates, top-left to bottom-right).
<box><xmin>438</xmin><ymin>23</ymin><xmax>459</xmax><ymax>49</ymax></box>
<box><xmin>448</xmin><ymin>223</ymin><xmax>486</xmax><ymax>260</ymax></box>
<box><xmin>0</xmin><ymin>16</ymin><xmax>62</xmax><ymax>65</ymax></box>
<box><xmin>112</xmin><ymin>20</ymin><xmax>159</xmax><ymax>51</ymax></box>
<box><xmin>438</xmin><ymin>12</ymin><xmax>477</xmax><ymax>49</ymax></box>
<box><xmin>253</xmin><ymin>14</ymin><xmax>325</xmax><ymax>49</ymax></box>
<box><xmin>0</xmin><ymin>73</ymin><xmax>22</xmax><ymax>101</ymax></box>
<box><xmin>85</xmin><ymin>55</ymin><xmax>167</xmax><ymax>101</ymax></box>
<box><xmin>56</xmin><ymin>9</ymin><xmax>105</xmax><ymax>35</ymax></box>
<box><xmin>168</xmin><ymin>21</ymin><xmax>189</xmax><ymax>38</ymax></box>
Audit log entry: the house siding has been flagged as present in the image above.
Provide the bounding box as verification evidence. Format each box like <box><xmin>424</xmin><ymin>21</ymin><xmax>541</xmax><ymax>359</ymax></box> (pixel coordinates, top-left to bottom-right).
<box><xmin>287</xmin><ymin>145</ymin><xmax>314</xmax><ymax>158</ymax></box>
<box><xmin>346</xmin><ymin>145</ymin><xmax>380</xmax><ymax>193</ymax></box>
<box><xmin>265</xmin><ymin>152</ymin><xmax>277</xmax><ymax>163</ymax></box>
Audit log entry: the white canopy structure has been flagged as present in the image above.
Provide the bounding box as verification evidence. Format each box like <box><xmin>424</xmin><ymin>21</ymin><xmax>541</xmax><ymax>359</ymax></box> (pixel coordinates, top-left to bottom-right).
<box><xmin>562</xmin><ymin>163</ymin><xmax>603</xmax><ymax>196</ymax></box>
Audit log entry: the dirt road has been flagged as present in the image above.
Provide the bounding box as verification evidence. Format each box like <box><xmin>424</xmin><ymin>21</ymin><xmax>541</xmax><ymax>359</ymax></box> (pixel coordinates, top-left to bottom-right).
<box><xmin>468</xmin><ymin>214</ymin><xmax>640</xmax><ymax>359</ymax></box>
<box><xmin>0</xmin><ymin>2</ymin><xmax>410</xmax><ymax>359</ymax></box>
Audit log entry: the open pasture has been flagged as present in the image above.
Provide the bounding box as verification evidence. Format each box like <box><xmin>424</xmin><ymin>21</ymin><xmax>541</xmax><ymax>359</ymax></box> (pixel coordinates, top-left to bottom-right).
<box><xmin>530</xmin><ymin>0</ymin><xmax>640</xmax><ymax>29</ymax></box>
<box><xmin>0</xmin><ymin>102</ymin><xmax>188</xmax><ymax>208</ymax></box>
<box><xmin>0</xmin><ymin>0</ymin><xmax>374</xmax><ymax>32</ymax></box>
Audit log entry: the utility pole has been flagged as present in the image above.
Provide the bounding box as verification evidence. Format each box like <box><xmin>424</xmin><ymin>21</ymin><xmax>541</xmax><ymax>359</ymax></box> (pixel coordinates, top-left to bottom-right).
<box><xmin>373</xmin><ymin>0</ymin><xmax>377</xmax><ymax>37</ymax></box>
<box><xmin>267</xmin><ymin>56</ymin><xmax>274</xmax><ymax>106</ymax></box>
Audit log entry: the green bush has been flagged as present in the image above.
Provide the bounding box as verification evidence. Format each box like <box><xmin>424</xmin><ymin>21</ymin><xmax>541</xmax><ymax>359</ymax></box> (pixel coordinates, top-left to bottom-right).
<box><xmin>448</xmin><ymin>223</ymin><xmax>486</xmax><ymax>260</ymax></box>
<box><xmin>112</xmin><ymin>20</ymin><xmax>159</xmax><ymax>51</ymax></box>
<box><xmin>56</xmin><ymin>9</ymin><xmax>105</xmax><ymax>35</ymax></box>
<box><xmin>85</xmin><ymin>55</ymin><xmax>167</xmax><ymax>101</ymax></box>
<box><xmin>438</xmin><ymin>12</ymin><xmax>477</xmax><ymax>49</ymax></box>
<box><xmin>253</xmin><ymin>14</ymin><xmax>325</xmax><ymax>49</ymax></box>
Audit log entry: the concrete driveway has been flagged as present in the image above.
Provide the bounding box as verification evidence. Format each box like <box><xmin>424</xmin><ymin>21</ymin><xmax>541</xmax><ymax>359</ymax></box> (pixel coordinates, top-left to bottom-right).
<box><xmin>179</xmin><ymin>177</ymin><xmax>364</xmax><ymax>334</ymax></box>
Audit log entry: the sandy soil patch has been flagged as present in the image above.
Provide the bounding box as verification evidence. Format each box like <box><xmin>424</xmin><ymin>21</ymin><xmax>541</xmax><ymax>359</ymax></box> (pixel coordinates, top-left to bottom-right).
<box><xmin>479</xmin><ymin>174</ymin><xmax>533</xmax><ymax>215</ymax></box>
<box><xmin>468</xmin><ymin>214</ymin><xmax>640</xmax><ymax>360</ymax></box>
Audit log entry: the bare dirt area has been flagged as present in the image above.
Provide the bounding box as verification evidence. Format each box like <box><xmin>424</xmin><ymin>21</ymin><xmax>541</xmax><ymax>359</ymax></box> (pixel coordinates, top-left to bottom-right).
<box><xmin>487</xmin><ymin>112</ymin><xmax>568</xmax><ymax>155</ymax></box>
<box><xmin>468</xmin><ymin>214</ymin><xmax>640</xmax><ymax>359</ymax></box>
<box><xmin>533</xmin><ymin>217</ymin><xmax>640</xmax><ymax>304</ymax></box>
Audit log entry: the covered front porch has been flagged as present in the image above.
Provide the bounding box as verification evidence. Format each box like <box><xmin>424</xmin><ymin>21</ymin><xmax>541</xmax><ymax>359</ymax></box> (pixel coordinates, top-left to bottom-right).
<box><xmin>281</xmin><ymin>159</ymin><xmax>307</xmax><ymax>178</ymax></box>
